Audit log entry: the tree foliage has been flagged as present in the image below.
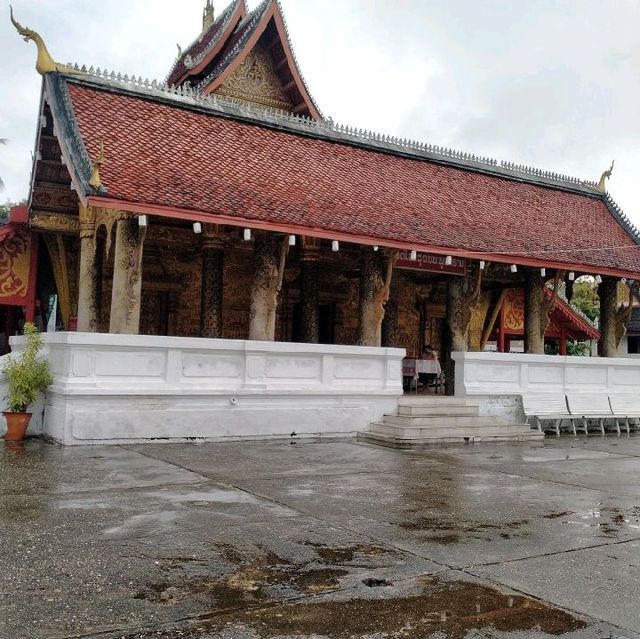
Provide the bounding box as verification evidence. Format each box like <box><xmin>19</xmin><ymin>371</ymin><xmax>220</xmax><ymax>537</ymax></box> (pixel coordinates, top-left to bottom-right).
<box><xmin>3</xmin><ymin>323</ymin><xmax>53</xmax><ymax>413</ymax></box>
<box><xmin>571</xmin><ymin>278</ymin><xmax>600</xmax><ymax>321</ymax></box>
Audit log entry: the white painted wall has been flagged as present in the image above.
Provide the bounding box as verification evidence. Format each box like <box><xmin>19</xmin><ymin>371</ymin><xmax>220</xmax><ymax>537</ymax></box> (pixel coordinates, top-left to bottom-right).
<box><xmin>9</xmin><ymin>333</ymin><xmax>404</xmax><ymax>446</ymax></box>
<box><xmin>452</xmin><ymin>350</ymin><xmax>640</xmax><ymax>422</ymax></box>
<box><xmin>618</xmin><ymin>336</ymin><xmax>640</xmax><ymax>358</ymax></box>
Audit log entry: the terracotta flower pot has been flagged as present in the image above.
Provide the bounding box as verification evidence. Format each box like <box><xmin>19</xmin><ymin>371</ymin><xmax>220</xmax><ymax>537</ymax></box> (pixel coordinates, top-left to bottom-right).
<box><xmin>2</xmin><ymin>412</ymin><xmax>32</xmax><ymax>442</ymax></box>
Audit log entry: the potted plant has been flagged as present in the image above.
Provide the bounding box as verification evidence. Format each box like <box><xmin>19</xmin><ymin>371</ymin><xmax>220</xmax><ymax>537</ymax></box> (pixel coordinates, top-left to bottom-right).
<box><xmin>2</xmin><ymin>322</ymin><xmax>52</xmax><ymax>441</ymax></box>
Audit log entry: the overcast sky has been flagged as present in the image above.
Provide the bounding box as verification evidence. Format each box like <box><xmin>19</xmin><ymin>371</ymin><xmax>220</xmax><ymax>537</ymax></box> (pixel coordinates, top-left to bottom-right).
<box><xmin>1</xmin><ymin>0</ymin><xmax>639</xmax><ymax>226</ymax></box>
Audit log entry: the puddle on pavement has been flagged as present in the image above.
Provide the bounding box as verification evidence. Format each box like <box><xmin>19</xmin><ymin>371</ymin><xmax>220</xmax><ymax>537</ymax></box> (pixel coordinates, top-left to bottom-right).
<box><xmin>572</xmin><ymin>505</ymin><xmax>640</xmax><ymax>538</ymax></box>
<box><xmin>192</xmin><ymin>574</ymin><xmax>587</xmax><ymax>639</ymax></box>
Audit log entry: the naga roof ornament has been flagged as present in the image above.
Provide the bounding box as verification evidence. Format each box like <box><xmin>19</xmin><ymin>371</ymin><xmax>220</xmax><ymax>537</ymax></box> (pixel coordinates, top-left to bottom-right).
<box><xmin>89</xmin><ymin>142</ymin><xmax>105</xmax><ymax>190</ymax></box>
<box><xmin>597</xmin><ymin>160</ymin><xmax>615</xmax><ymax>193</ymax></box>
<box><xmin>9</xmin><ymin>6</ymin><xmax>83</xmax><ymax>76</ymax></box>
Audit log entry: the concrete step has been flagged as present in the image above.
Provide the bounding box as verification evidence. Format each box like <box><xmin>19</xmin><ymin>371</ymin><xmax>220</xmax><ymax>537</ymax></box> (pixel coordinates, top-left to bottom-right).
<box><xmin>398</xmin><ymin>404</ymin><xmax>479</xmax><ymax>417</ymax></box>
<box><xmin>398</xmin><ymin>396</ymin><xmax>469</xmax><ymax>407</ymax></box>
<box><xmin>358</xmin><ymin>429</ymin><xmax>544</xmax><ymax>449</ymax></box>
<box><xmin>382</xmin><ymin>414</ymin><xmax>508</xmax><ymax>428</ymax></box>
<box><xmin>370</xmin><ymin>422</ymin><xmax>535</xmax><ymax>440</ymax></box>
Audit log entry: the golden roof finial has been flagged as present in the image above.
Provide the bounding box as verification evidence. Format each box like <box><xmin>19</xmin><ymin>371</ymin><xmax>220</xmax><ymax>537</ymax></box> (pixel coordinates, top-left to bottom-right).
<box><xmin>202</xmin><ymin>0</ymin><xmax>215</xmax><ymax>32</ymax></box>
<box><xmin>89</xmin><ymin>143</ymin><xmax>105</xmax><ymax>190</ymax></box>
<box><xmin>597</xmin><ymin>159</ymin><xmax>615</xmax><ymax>192</ymax></box>
<box><xmin>10</xmin><ymin>5</ymin><xmax>80</xmax><ymax>75</ymax></box>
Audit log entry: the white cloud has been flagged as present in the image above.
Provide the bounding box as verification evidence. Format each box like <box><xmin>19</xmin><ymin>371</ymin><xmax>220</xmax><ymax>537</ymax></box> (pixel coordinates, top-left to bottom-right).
<box><xmin>1</xmin><ymin>0</ymin><xmax>638</xmax><ymax>227</ymax></box>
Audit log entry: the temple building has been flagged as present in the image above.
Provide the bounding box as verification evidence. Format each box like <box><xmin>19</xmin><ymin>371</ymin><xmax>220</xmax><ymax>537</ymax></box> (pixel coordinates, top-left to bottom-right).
<box><xmin>5</xmin><ymin>1</ymin><xmax>640</xmax><ymax>445</ymax></box>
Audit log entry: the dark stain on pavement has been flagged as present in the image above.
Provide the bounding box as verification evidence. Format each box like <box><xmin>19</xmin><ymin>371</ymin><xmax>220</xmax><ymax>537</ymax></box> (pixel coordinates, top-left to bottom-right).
<box><xmin>135</xmin><ymin>550</ymin><xmax>348</xmax><ymax>609</ymax></box>
<box><xmin>399</xmin><ymin>516</ymin><xmax>529</xmax><ymax>544</ymax></box>
<box><xmin>304</xmin><ymin>541</ymin><xmax>396</xmax><ymax>564</ymax></box>
<box><xmin>542</xmin><ymin>510</ymin><xmax>575</xmax><ymax>519</ymax></box>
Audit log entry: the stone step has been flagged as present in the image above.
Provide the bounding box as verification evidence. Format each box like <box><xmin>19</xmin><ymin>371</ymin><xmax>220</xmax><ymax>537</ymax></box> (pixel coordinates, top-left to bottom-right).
<box><xmin>370</xmin><ymin>422</ymin><xmax>535</xmax><ymax>440</ymax></box>
<box><xmin>398</xmin><ymin>404</ymin><xmax>479</xmax><ymax>417</ymax></box>
<box><xmin>398</xmin><ymin>396</ymin><xmax>469</xmax><ymax>407</ymax></box>
<box><xmin>382</xmin><ymin>414</ymin><xmax>507</xmax><ymax>428</ymax></box>
<box><xmin>358</xmin><ymin>429</ymin><xmax>544</xmax><ymax>449</ymax></box>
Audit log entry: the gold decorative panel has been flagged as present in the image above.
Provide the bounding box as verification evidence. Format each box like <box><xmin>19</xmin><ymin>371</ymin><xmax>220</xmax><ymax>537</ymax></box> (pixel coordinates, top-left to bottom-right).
<box><xmin>0</xmin><ymin>233</ymin><xmax>31</xmax><ymax>299</ymax></box>
<box><xmin>216</xmin><ymin>46</ymin><xmax>294</xmax><ymax>111</ymax></box>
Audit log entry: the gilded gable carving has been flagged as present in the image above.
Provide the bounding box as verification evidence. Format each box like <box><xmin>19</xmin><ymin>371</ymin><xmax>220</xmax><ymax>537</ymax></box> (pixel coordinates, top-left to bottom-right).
<box><xmin>216</xmin><ymin>46</ymin><xmax>293</xmax><ymax>111</ymax></box>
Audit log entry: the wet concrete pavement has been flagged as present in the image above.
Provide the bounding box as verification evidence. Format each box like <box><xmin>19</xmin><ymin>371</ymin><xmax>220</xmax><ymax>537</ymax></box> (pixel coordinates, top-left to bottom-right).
<box><xmin>2</xmin><ymin>436</ymin><xmax>640</xmax><ymax>638</ymax></box>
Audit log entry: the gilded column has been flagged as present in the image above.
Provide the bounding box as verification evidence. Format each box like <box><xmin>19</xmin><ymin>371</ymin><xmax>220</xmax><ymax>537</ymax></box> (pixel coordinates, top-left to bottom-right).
<box><xmin>599</xmin><ymin>277</ymin><xmax>617</xmax><ymax>357</ymax></box>
<box><xmin>77</xmin><ymin>205</ymin><xmax>97</xmax><ymax>332</ymax></box>
<box><xmin>200</xmin><ymin>225</ymin><xmax>224</xmax><ymax>338</ymax></box>
<box><xmin>299</xmin><ymin>242</ymin><xmax>320</xmax><ymax>343</ymax></box>
<box><xmin>248</xmin><ymin>233</ymin><xmax>288</xmax><ymax>341</ymax></box>
<box><xmin>109</xmin><ymin>216</ymin><xmax>146</xmax><ymax>334</ymax></box>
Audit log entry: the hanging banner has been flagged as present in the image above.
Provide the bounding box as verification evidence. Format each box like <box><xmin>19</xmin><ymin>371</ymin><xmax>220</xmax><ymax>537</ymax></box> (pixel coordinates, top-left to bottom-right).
<box><xmin>396</xmin><ymin>250</ymin><xmax>466</xmax><ymax>276</ymax></box>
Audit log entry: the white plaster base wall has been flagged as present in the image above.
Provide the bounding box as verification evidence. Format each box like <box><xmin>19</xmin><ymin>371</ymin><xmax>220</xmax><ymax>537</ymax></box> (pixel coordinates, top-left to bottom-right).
<box><xmin>453</xmin><ymin>350</ymin><xmax>640</xmax><ymax>423</ymax></box>
<box><xmin>11</xmin><ymin>333</ymin><xmax>404</xmax><ymax>446</ymax></box>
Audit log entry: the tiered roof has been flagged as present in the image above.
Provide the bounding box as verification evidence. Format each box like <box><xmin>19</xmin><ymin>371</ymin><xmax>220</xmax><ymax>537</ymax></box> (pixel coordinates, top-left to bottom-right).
<box><xmin>37</xmin><ymin>69</ymin><xmax>640</xmax><ymax>278</ymax></box>
<box><xmin>166</xmin><ymin>0</ymin><xmax>321</xmax><ymax>119</ymax></box>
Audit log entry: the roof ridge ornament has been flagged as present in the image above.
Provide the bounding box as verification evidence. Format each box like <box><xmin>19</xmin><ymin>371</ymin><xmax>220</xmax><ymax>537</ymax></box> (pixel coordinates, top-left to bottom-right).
<box><xmin>89</xmin><ymin>142</ymin><xmax>105</xmax><ymax>190</ymax></box>
<box><xmin>597</xmin><ymin>160</ymin><xmax>614</xmax><ymax>192</ymax></box>
<box><xmin>10</xmin><ymin>6</ymin><xmax>82</xmax><ymax>76</ymax></box>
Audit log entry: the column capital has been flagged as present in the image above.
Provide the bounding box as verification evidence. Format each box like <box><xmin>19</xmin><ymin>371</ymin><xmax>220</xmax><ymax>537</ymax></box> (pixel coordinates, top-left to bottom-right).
<box><xmin>78</xmin><ymin>204</ymin><xmax>96</xmax><ymax>239</ymax></box>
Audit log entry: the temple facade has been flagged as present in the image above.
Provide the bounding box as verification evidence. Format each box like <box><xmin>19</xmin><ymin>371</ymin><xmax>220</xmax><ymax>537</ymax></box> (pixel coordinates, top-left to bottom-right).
<box><xmin>4</xmin><ymin>1</ymin><xmax>640</xmax><ymax>445</ymax></box>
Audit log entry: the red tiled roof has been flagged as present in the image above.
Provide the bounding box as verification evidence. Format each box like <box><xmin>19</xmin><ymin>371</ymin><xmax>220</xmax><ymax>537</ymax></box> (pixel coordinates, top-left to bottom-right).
<box><xmin>63</xmin><ymin>80</ymin><xmax>640</xmax><ymax>276</ymax></box>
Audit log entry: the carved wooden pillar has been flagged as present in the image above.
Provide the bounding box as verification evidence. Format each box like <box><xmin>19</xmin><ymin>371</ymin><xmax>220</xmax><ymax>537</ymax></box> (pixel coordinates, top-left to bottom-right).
<box><xmin>359</xmin><ymin>248</ymin><xmax>396</xmax><ymax>347</ymax></box>
<box><xmin>445</xmin><ymin>274</ymin><xmax>479</xmax><ymax>395</ymax></box>
<box><xmin>248</xmin><ymin>233</ymin><xmax>288</xmax><ymax>341</ymax></box>
<box><xmin>109</xmin><ymin>216</ymin><xmax>146</xmax><ymax>334</ymax></box>
<box><xmin>77</xmin><ymin>205</ymin><xmax>98</xmax><ymax>332</ymax></box>
<box><xmin>447</xmin><ymin>276</ymin><xmax>475</xmax><ymax>353</ymax></box>
<box><xmin>299</xmin><ymin>242</ymin><xmax>320</xmax><ymax>343</ymax></box>
<box><xmin>200</xmin><ymin>225</ymin><xmax>224</xmax><ymax>338</ymax></box>
<box><xmin>524</xmin><ymin>268</ymin><xmax>545</xmax><ymax>354</ymax></box>
<box><xmin>599</xmin><ymin>277</ymin><xmax>618</xmax><ymax>357</ymax></box>
<box><xmin>381</xmin><ymin>277</ymin><xmax>400</xmax><ymax>347</ymax></box>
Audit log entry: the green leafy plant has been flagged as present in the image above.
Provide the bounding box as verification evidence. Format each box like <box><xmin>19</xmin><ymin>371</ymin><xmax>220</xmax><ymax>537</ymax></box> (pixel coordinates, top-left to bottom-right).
<box><xmin>3</xmin><ymin>323</ymin><xmax>52</xmax><ymax>413</ymax></box>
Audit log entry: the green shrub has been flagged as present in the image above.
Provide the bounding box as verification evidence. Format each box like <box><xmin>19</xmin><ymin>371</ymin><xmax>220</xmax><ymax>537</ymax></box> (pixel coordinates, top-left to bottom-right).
<box><xmin>3</xmin><ymin>323</ymin><xmax>52</xmax><ymax>413</ymax></box>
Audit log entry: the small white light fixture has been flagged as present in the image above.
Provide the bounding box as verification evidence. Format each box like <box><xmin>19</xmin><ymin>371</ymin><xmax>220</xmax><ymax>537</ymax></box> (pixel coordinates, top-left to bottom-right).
<box><xmin>40</xmin><ymin>115</ymin><xmax>47</xmax><ymax>128</ymax></box>
<box><xmin>568</xmin><ymin>271</ymin><xmax>575</xmax><ymax>281</ymax></box>
<box><xmin>192</xmin><ymin>221</ymin><xmax>202</xmax><ymax>234</ymax></box>
<box><xmin>479</xmin><ymin>260</ymin><xmax>486</xmax><ymax>270</ymax></box>
<box><xmin>331</xmin><ymin>240</ymin><xmax>339</xmax><ymax>252</ymax></box>
<box><xmin>540</xmin><ymin>267</ymin><xmax>546</xmax><ymax>277</ymax></box>
<box><xmin>243</xmin><ymin>228</ymin><xmax>252</xmax><ymax>241</ymax></box>
<box><xmin>288</xmin><ymin>234</ymin><xmax>296</xmax><ymax>246</ymax></box>
<box><xmin>410</xmin><ymin>250</ymin><xmax>417</xmax><ymax>261</ymax></box>
<box><xmin>373</xmin><ymin>245</ymin><xmax>379</xmax><ymax>252</ymax></box>
<box><xmin>444</xmin><ymin>255</ymin><xmax>453</xmax><ymax>266</ymax></box>
<box><xmin>510</xmin><ymin>264</ymin><xmax>518</xmax><ymax>273</ymax></box>
<box><xmin>138</xmin><ymin>215</ymin><xmax>148</xmax><ymax>227</ymax></box>
<box><xmin>621</xmin><ymin>277</ymin><xmax>627</xmax><ymax>284</ymax></box>
<box><xmin>595</xmin><ymin>274</ymin><xmax>602</xmax><ymax>284</ymax></box>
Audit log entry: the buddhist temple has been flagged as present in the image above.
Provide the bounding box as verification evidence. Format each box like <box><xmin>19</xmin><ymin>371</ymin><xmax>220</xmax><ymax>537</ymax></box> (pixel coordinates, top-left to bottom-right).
<box><xmin>5</xmin><ymin>1</ymin><xmax>640</xmax><ymax>445</ymax></box>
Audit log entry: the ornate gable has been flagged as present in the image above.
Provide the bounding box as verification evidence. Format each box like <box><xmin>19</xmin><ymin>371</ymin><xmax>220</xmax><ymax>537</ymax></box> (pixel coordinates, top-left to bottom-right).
<box><xmin>216</xmin><ymin>45</ymin><xmax>293</xmax><ymax>111</ymax></box>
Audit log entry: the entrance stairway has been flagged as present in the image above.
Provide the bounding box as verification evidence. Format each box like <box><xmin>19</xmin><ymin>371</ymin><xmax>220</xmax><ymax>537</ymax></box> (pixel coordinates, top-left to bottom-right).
<box><xmin>358</xmin><ymin>396</ymin><xmax>544</xmax><ymax>448</ymax></box>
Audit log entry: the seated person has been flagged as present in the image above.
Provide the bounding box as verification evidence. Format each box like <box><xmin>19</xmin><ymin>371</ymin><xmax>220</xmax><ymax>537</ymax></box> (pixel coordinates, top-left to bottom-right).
<box><xmin>418</xmin><ymin>345</ymin><xmax>438</xmax><ymax>388</ymax></box>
